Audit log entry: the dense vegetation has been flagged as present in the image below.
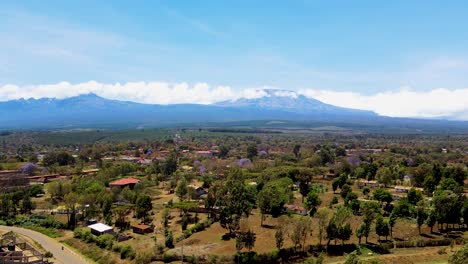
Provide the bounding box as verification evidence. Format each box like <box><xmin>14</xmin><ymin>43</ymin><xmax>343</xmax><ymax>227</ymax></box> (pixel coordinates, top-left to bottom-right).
<box><xmin>0</xmin><ymin>129</ymin><xmax>467</xmax><ymax>263</ymax></box>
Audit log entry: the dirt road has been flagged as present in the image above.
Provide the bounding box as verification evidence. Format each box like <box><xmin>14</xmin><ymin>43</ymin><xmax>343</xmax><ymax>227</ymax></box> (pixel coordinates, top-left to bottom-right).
<box><xmin>0</xmin><ymin>225</ymin><xmax>90</xmax><ymax>264</ymax></box>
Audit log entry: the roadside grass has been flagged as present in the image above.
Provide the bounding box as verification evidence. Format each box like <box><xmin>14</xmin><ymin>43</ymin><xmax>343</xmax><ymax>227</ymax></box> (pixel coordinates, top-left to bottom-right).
<box><xmin>22</xmin><ymin>225</ymin><xmax>64</xmax><ymax>238</ymax></box>
<box><xmin>63</xmin><ymin>238</ymin><xmax>127</xmax><ymax>264</ymax></box>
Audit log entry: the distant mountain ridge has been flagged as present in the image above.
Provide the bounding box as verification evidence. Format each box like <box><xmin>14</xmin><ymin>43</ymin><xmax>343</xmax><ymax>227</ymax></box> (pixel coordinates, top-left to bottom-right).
<box><xmin>0</xmin><ymin>90</ymin><xmax>467</xmax><ymax>133</ymax></box>
<box><xmin>216</xmin><ymin>89</ymin><xmax>375</xmax><ymax>116</ymax></box>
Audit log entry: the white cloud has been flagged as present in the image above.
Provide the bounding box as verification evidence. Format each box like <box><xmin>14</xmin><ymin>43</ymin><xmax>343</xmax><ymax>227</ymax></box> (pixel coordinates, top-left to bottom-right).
<box><xmin>0</xmin><ymin>81</ymin><xmax>267</xmax><ymax>105</ymax></box>
<box><xmin>299</xmin><ymin>88</ymin><xmax>468</xmax><ymax>119</ymax></box>
<box><xmin>1</xmin><ymin>81</ymin><xmax>468</xmax><ymax>120</ymax></box>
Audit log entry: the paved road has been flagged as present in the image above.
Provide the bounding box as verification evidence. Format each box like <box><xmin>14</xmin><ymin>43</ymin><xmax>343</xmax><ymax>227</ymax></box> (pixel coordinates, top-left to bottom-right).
<box><xmin>0</xmin><ymin>225</ymin><xmax>90</xmax><ymax>264</ymax></box>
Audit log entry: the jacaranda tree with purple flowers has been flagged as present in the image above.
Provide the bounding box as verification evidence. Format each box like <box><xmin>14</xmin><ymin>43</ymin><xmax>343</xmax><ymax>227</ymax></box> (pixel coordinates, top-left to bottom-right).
<box><xmin>21</xmin><ymin>163</ymin><xmax>38</xmax><ymax>176</ymax></box>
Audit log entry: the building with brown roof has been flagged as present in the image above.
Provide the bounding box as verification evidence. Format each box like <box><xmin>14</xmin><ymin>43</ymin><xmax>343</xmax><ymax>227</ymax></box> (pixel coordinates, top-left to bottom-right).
<box><xmin>109</xmin><ymin>177</ymin><xmax>140</xmax><ymax>189</ymax></box>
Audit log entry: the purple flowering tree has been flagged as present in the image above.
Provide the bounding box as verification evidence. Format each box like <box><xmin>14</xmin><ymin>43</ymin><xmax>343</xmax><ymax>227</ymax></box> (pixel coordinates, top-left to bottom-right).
<box><xmin>21</xmin><ymin>163</ymin><xmax>38</xmax><ymax>176</ymax></box>
<box><xmin>237</xmin><ymin>158</ymin><xmax>251</xmax><ymax>167</ymax></box>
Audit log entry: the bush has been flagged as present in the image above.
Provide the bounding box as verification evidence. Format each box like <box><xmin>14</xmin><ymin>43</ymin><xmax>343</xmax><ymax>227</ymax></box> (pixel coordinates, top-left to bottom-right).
<box><xmin>234</xmin><ymin>252</ymin><xmax>259</xmax><ymax>264</ymax></box>
<box><xmin>96</xmin><ymin>234</ymin><xmax>115</xmax><ymax>249</ymax></box>
<box><xmin>257</xmin><ymin>250</ymin><xmax>280</xmax><ymax>263</ymax></box>
<box><xmin>111</xmin><ymin>243</ymin><xmax>122</xmax><ymax>253</ymax></box>
<box><xmin>119</xmin><ymin>245</ymin><xmax>135</xmax><ymax>259</ymax></box>
<box><xmin>163</xmin><ymin>252</ymin><xmax>179</xmax><ymax>263</ymax></box>
<box><xmin>135</xmin><ymin>250</ymin><xmax>155</xmax><ymax>264</ymax></box>
<box><xmin>44</xmin><ymin>251</ymin><xmax>53</xmax><ymax>258</ymax></box>
<box><xmin>165</xmin><ymin>231</ymin><xmax>174</xmax><ymax>248</ymax></box>
<box><xmin>186</xmin><ymin>255</ymin><xmax>199</xmax><ymax>264</ymax></box>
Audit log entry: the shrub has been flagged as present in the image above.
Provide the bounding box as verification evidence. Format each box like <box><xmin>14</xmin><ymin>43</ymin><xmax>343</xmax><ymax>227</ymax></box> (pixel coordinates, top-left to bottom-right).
<box><xmin>73</xmin><ymin>228</ymin><xmax>83</xmax><ymax>238</ymax></box>
<box><xmin>135</xmin><ymin>250</ymin><xmax>155</xmax><ymax>264</ymax></box>
<box><xmin>186</xmin><ymin>255</ymin><xmax>199</xmax><ymax>264</ymax></box>
<box><xmin>112</xmin><ymin>243</ymin><xmax>122</xmax><ymax>253</ymax></box>
<box><xmin>163</xmin><ymin>252</ymin><xmax>179</xmax><ymax>263</ymax></box>
<box><xmin>165</xmin><ymin>231</ymin><xmax>174</xmax><ymax>248</ymax></box>
<box><xmin>96</xmin><ymin>234</ymin><xmax>115</xmax><ymax>249</ymax></box>
<box><xmin>119</xmin><ymin>245</ymin><xmax>135</xmax><ymax>259</ymax></box>
<box><xmin>234</xmin><ymin>252</ymin><xmax>259</xmax><ymax>264</ymax></box>
<box><xmin>208</xmin><ymin>254</ymin><xmax>219</xmax><ymax>264</ymax></box>
<box><xmin>44</xmin><ymin>251</ymin><xmax>53</xmax><ymax>258</ymax></box>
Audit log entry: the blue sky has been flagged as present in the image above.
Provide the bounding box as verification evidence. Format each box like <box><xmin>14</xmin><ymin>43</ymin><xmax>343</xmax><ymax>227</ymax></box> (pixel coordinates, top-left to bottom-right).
<box><xmin>1</xmin><ymin>0</ymin><xmax>468</xmax><ymax>119</ymax></box>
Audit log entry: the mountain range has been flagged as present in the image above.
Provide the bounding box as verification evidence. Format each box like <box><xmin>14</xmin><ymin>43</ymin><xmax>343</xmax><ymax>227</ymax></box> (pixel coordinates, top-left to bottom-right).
<box><xmin>0</xmin><ymin>89</ymin><xmax>467</xmax><ymax>133</ymax></box>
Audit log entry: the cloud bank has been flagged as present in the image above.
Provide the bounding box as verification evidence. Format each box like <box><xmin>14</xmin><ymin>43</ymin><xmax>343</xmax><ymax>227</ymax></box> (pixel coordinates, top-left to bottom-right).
<box><xmin>1</xmin><ymin>81</ymin><xmax>467</xmax><ymax>120</ymax></box>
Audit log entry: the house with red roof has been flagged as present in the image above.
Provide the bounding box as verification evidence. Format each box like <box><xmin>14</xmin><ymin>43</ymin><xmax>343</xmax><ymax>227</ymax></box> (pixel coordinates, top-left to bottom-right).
<box><xmin>109</xmin><ymin>177</ymin><xmax>140</xmax><ymax>190</ymax></box>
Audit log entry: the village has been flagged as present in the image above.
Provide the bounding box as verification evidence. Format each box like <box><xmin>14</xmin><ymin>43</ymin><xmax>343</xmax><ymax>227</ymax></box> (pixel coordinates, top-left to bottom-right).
<box><xmin>0</xmin><ymin>131</ymin><xmax>467</xmax><ymax>264</ymax></box>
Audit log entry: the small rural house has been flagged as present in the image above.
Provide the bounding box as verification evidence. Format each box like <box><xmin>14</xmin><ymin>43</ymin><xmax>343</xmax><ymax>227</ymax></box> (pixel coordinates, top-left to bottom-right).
<box><xmin>109</xmin><ymin>177</ymin><xmax>140</xmax><ymax>190</ymax></box>
<box><xmin>188</xmin><ymin>185</ymin><xmax>207</xmax><ymax>198</ymax></box>
<box><xmin>358</xmin><ymin>180</ymin><xmax>379</xmax><ymax>188</ymax></box>
<box><xmin>131</xmin><ymin>224</ymin><xmax>154</xmax><ymax>234</ymax></box>
<box><xmin>283</xmin><ymin>204</ymin><xmax>307</xmax><ymax>216</ymax></box>
<box><xmin>88</xmin><ymin>223</ymin><xmax>114</xmax><ymax>236</ymax></box>
<box><xmin>196</xmin><ymin>150</ymin><xmax>212</xmax><ymax>157</ymax></box>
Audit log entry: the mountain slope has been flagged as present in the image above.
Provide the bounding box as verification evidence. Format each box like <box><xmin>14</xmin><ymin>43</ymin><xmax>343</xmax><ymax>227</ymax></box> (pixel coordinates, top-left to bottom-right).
<box><xmin>216</xmin><ymin>89</ymin><xmax>375</xmax><ymax>116</ymax></box>
<box><xmin>0</xmin><ymin>91</ymin><xmax>376</xmax><ymax>129</ymax></box>
<box><xmin>0</xmin><ymin>91</ymin><xmax>467</xmax><ymax>133</ymax></box>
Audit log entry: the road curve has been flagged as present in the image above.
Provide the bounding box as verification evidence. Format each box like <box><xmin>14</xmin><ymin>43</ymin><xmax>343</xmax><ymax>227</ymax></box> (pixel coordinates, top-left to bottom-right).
<box><xmin>0</xmin><ymin>225</ymin><xmax>90</xmax><ymax>264</ymax></box>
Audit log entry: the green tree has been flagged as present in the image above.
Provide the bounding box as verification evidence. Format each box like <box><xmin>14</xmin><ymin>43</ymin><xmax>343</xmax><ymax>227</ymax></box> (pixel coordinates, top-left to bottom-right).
<box><xmin>175</xmin><ymin>176</ymin><xmax>189</xmax><ymax>201</ymax></box>
<box><xmin>360</xmin><ymin>202</ymin><xmax>380</xmax><ymax>243</ymax></box>
<box><xmin>433</xmin><ymin>190</ymin><xmax>461</xmax><ymax>230</ymax></box>
<box><xmin>316</xmin><ymin>208</ymin><xmax>332</xmax><ymax>247</ymax></box>
<box><xmin>275</xmin><ymin>217</ymin><xmax>287</xmax><ymax>250</ymax></box>
<box><xmin>218</xmin><ymin>171</ymin><xmax>254</xmax><ymax>236</ymax></box>
<box><xmin>416</xmin><ymin>205</ymin><xmax>427</xmax><ymax>234</ymax></box>
<box><xmin>389</xmin><ymin>212</ymin><xmax>397</xmax><ymax>237</ymax></box>
<box><xmin>240</xmin><ymin>230</ymin><xmax>256</xmax><ymax>252</ymax></box>
<box><xmin>375</xmin><ymin>215</ymin><xmax>390</xmax><ymax>242</ymax></box>
<box><xmin>289</xmin><ymin>217</ymin><xmax>313</xmax><ymax>252</ymax></box>
<box><xmin>20</xmin><ymin>195</ymin><xmax>35</xmax><ymax>214</ymax></box>
<box><xmin>257</xmin><ymin>179</ymin><xmax>292</xmax><ymax>225</ymax></box>
<box><xmin>63</xmin><ymin>192</ymin><xmax>79</xmax><ymax>229</ymax></box>
<box><xmin>327</xmin><ymin>206</ymin><xmax>352</xmax><ymax>246</ymax></box>
<box><xmin>362</xmin><ymin>187</ymin><xmax>371</xmax><ymax>197</ymax></box>
<box><xmin>356</xmin><ymin>224</ymin><xmax>366</xmax><ymax>244</ymax></box>
<box><xmin>135</xmin><ymin>195</ymin><xmax>152</xmax><ymax>222</ymax></box>
<box><xmin>373</xmin><ymin>188</ymin><xmax>393</xmax><ymax>205</ymax></box>
<box><xmin>393</xmin><ymin>197</ymin><xmax>413</xmax><ymax>218</ymax></box>
<box><xmin>425</xmin><ymin>209</ymin><xmax>437</xmax><ymax>233</ymax></box>
<box><xmin>319</xmin><ymin>145</ymin><xmax>335</xmax><ymax>165</ymax></box>
<box><xmin>439</xmin><ymin>177</ymin><xmax>463</xmax><ymax>194</ymax></box>
<box><xmin>165</xmin><ymin>230</ymin><xmax>174</xmax><ymax>248</ymax></box>
<box><xmin>304</xmin><ymin>191</ymin><xmax>321</xmax><ymax>216</ymax></box>
<box><xmin>293</xmin><ymin>144</ymin><xmax>301</xmax><ymax>159</ymax></box>
<box><xmin>246</xmin><ymin>144</ymin><xmax>258</xmax><ymax>160</ymax></box>
<box><xmin>376</xmin><ymin>167</ymin><xmax>392</xmax><ymax>187</ymax></box>
<box><xmin>218</xmin><ymin>145</ymin><xmax>230</xmax><ymax>159</ymax></box>
<box><xmin>407</xmin><ymin>188</ymin><xmax>423</xmax><ymax>205</ymax></box>
<box><xmin>340</xmin><ymin>184</ymin><xmax>352</xmax><ymax>201</ymax></box>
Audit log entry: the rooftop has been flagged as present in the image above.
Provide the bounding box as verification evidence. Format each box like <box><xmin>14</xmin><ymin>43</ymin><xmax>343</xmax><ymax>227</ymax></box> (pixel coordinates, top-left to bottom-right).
<box><xmin>109</xmin><ymin>177</ymin><xmax>140</xmax><ymax>186</ymax></box>
<box><xmin>88</xmin><ymin>223</ymin><xmax>113</xmax><ymax>232</ymax></box>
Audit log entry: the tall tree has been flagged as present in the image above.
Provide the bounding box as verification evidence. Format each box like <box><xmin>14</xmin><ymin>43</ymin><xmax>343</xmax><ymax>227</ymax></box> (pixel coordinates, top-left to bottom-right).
<box><xmin>257</xmin><ymin>178</ymin><xmax>292</xmax><ymax>225</ymax></box>
<box><xmin>218</xmin><ymin>170</ymin><xmax>254</xmax><ymax>236</ymax></box>
<box><xmin>376</xmin><ymin>167</ymin><xmax>392</xmax><ymax>187</ymax></box>
<box><xmin>175</xmin><ymin>176</ymin><xmax>189</xmax><ymax>201</ymax></box>
<box><xmin>135</xmin><ymin>195</ymin><xmax>153</xmax><ymax>222</ymax></box>
<box><xmin>293</xmin><ymin>144</ymin><xmax>301</xmax><ymax>159</ymax></box>
<box><xmin>316</xmin><ymin>208</ymin><xmax>332</xmax><ymax>247</ymax></box>
<box><xmin>360</xmin><ymin>202</ymin><xmax>380</xmax><ymax>243</ymax></box>
<box><xmin>304</xmin><ymin>191</ymin><xmax>321</xmax><ymax>216</ymax></box>
<box><xmin>375</xmin><ymin>215</ymin><xmax>390</xmax><ymax>242</ymax></box>
<box><xmin>289</xmin><ymin>217</ymin><xmax>313</xmax><ymax>252</ymax></box>
<box><xmin>246</xmin><ymin>144</ymin><xmax>258</xmax><ymax>160</ymax></box>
